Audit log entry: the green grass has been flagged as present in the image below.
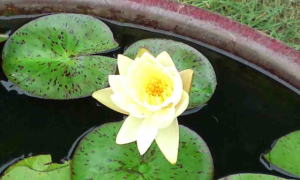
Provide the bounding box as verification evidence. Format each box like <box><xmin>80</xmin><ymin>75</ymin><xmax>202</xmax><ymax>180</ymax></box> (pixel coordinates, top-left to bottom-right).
<box><xmin>177</xmin><ymin>0</ymin><xmax>300</xmax><ymax>50</ymax></box>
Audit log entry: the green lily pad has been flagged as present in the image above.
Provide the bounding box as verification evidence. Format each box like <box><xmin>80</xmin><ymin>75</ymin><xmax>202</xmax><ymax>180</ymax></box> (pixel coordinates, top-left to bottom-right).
<box><xmin>0</xmin><ymin>33</ymin><xmax>9</xmax><ymax>43</ymax></box>
<box><xmin>124</xmin><ymin>39</ymin><xmax>217</xmax><ymax>109</ymax></box>
<box><xmin>218</xmin><ymin>173</ymin><xmax>287</xmax><ymax>180</ymax></box>
<box><xmin>72</xmin><ymin>121</ymin><xmax>213</xmax><ymax>180</ymax></box>
<box><xmin>263</xmin><ymin>130</ymin><xmax>300</xmax><ymax>177</ymax></box>
<box><xmin>1</xmin><ymin>155</ymin><xmax>71</xmax><ymax>180</ymax></box>
<box><xmin>2</xmin><ymin>13</ymin><xmax>118</xmax><ymax>99</ymax></box>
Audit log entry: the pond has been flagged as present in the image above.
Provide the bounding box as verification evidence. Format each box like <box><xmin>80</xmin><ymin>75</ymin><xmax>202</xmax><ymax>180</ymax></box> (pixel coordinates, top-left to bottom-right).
<box><xmin>0</xmin><ymin>14</ymin><xmax>299</xmax><ymax>179</ymax></box>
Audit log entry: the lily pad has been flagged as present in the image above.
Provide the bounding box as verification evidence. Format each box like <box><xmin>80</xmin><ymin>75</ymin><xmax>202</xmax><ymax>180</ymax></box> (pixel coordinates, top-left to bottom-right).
<box><xmin>2</xmin><ymin>13</ymin><xmax>118</xmax><ymax>99</ymax></box>
<box><xmin>0</xmin><ymin>33</ymin><xmax>9</xmax><ymax>43</ymax></box>
<box><xmin>263</xmin><ymin>130</ymin><xmax>300</xmax><ymax>177</ymax></box>
<box><xmin>218</xmin><ymin>173</ymin><xmax>287</xmax><ymax>180</ymax></box>
<box><xmin>72</xmin><ymin>121</ymin><xmax>213</xmax><ymax>180</ymax></box>
<box><xmin>124</xmin><ymin>39</ymin><xmax>217</xmax><ymax>109</ymax></box>
<box><xmin>1</xmin><ymin>155</ymin><xmax>71</xmax><ymax>180</ymax></box>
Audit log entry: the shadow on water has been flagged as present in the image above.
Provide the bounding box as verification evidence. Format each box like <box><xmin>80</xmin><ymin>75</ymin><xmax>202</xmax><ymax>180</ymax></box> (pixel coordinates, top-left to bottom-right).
<box><xmin>0</xmin><ymin>14</ymin><xmax>299</xmax><ymax>178</ymax></box>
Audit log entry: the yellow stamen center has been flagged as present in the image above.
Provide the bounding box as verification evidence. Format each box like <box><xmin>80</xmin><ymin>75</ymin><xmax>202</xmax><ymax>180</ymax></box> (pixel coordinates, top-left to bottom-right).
<box><xmin>146</xmin><ymin>78</ymin><xmax>167</xmax><ymax>96</ymax></box>
<box><xmin>143</xmin><ymin>75</ymin><xmax>173</xmax><ymax>105</ymax></box>
<box><xmin>129</xmin><ymin>59</ymin><xmax>174</xmax><ymax>106</ymax></box>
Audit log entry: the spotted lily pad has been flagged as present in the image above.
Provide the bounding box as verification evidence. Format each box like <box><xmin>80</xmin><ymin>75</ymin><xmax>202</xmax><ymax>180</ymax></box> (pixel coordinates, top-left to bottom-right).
<box><xmin>218</xmin><ymin>173</ymin><xmax>287</xmax><ymax>180</ymax></box>
<box><xmin>1</xmin><ymin>155</ymin><xmax>71</xmax><ymax>180</ymax></box>
<box><xmin>2</xmin><ymin>14</ymin><xmax>118</xmax><ymax>99</ymax></box>
<box><xmin>124</xmin><ymin>39</ymin><xmax>217</xmax><ymax>109</ymax></box>
<box><xmin>263</xmin><ymin>130</ymin><xmax>300</xmax><ymax>178</ymax></box>
<box><xmin>71</xmin><ymin>121</ymin><xmax>213</xmax><ymax>180</ymax></box>
<box><xmin>0</xmin><ymin>33</ymin><xmax>9</xmax><ymax>43</ymax></box>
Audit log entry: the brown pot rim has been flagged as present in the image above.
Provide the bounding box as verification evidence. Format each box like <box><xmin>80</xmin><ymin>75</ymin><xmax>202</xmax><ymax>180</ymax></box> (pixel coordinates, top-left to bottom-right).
<box><xmin>0</xmin><ymin>0</ymin><xmax>299</xmax><ymax>92</ymax></box>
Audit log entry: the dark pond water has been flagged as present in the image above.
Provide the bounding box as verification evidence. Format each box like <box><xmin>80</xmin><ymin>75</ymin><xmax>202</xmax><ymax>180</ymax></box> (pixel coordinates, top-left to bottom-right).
<box><xmin>0</xmin><ymin>14</ymin><xmax>299</xmax><ymax>179</ymax></box>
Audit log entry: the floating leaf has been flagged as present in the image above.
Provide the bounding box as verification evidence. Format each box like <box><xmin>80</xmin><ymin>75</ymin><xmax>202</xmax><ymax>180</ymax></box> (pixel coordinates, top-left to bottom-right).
<box><xmin>218</xmin><ymin>173</ymin><xmax>287</xmax><ymax>180</ymax></box>
<box><xmin>124</xmin><ymin>39</ymin><xmax>217</xmax><ymax>109</ymax></box>
<box><xmin>1</xmin><ymin>155</ymin><xmax>71</xmax><ymax>180</ymax></box>
<box><xmin>263</xmin><ymin>130</ymin><xmax>300</xmax><ymax>177</ymax></box>
<box><xmin>0</xmin><ymin>33</ymin><xmax>9</xmax><ymax>43</ymax></box>
<box><xmin>2</xmin><ymin>13</ymin><xmax>118</xmax><ymax>99</ymax></box>
<box><xmin>72</xmin><ymin>121</ymin><xmax>213</xmax><ymax>180</ymax></box>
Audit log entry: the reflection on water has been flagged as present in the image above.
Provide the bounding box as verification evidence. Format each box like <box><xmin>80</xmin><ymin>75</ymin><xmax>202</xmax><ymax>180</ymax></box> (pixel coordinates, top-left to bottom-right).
<box><xmin>1</xmin><ymin>80</ymin><xmax>26</xmax><ymax>95</ymax></box>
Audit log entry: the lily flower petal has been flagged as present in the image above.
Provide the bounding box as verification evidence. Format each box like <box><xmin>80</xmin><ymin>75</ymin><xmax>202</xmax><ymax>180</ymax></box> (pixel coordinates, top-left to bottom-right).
<box><xmin>111</xmin><ymin>94</ymin><xmax>147</xmax><ymax>118</ymax></box>
<box><xmin>151</xmin><ymin>107</ymin><xmax>176</xmax><ymax>129</ymax></box>
<box><xmin>137</xmin><ymin>118</ymin><xmax>158</xmax><ymax>155</ymax></box>
<box><xmin>180</xmin><ymin>69</ymin><xmax>194</xmax><ymax>92</ymax></box>
<box><xmin>92</xmin><ymin>88</ymin><xmax>128</xmax><ymax>114</ymax></box>
<box><xmin>139</xmin><ymin>51</ymin><xmax>157</xmax><ymax>64</ymax></box>
<box><xmin>117</xmin><ymin>54</ymin><xmax>134</xmax><ymax>75</ymax></box>
<box><xmin>108</xmin><ymin>75</ymin><xmax>126</xmax><ymax>94</ymax></box>
<box><xmin>109</xmin><ymin>75</ymin><xmax>147</xmax><ymax>117</ymax></box>
<box><xmin>155</xmin><ymin>119</ymin><xmax>179</xmax><ymax>164</ymax></box>
<box><xmin>164</xmin><ymin>67</ymin><xmax>183</xmax><ymax>106</ymax></box>
<box><xmin>136</xmin><ymin>48</ymin><xmax>151</xmax><ymax>58</ymax></box>
<box><xmin>116</xmin><ymin>116</ymin><xmax>142</xmax><ymax>144</ymax></box>
<box><xmin>157</xmin><ymin>51</ymin><xmax>176</xmax><ymax>68</ymax></box>
<box><xmin>109</xmin><ymin>73</ymin><xmax>148</xmax><ymax>112</ymax></box>
<box><xmin>175</xmin><ymin>91</ymin><xmax>189</xmax><ymax>117</ymax></box>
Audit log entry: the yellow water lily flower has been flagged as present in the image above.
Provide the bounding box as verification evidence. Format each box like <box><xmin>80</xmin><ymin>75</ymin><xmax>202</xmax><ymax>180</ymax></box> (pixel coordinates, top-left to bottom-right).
<box><xmin>92</xmin><ymin>50</ymin><xmax>193</xmax><ymax>164</ymax></box>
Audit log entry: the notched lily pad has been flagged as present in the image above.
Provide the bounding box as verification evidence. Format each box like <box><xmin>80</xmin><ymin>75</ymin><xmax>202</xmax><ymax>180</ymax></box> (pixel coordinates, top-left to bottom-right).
<box><xmin>1</xmin><ymin>155</ymin><xmax>71</xmax><ymax>180</ymax></box>
<box><xmin>218</xmin><ymin>173</ymin><xmax>287</xmax><ymax>180</ymax></box>
<box><xmin>72</xmin><ymin>121</ymin><xmax>213</xmax><ymax>180</ymax></box>
<box><xmin>2</xmin><ymin>13</ymin><xmax>118</xmax><ymax>99</ymax></box>
<box><xmin>263</xmin><ymin>130</ymin><xmax>300</xmax><ymax>178</ymax></box>
<box><xmin>124</xmin><ymin>39</ymin><xmax>217</xmax><ymax>109</ymax></box>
